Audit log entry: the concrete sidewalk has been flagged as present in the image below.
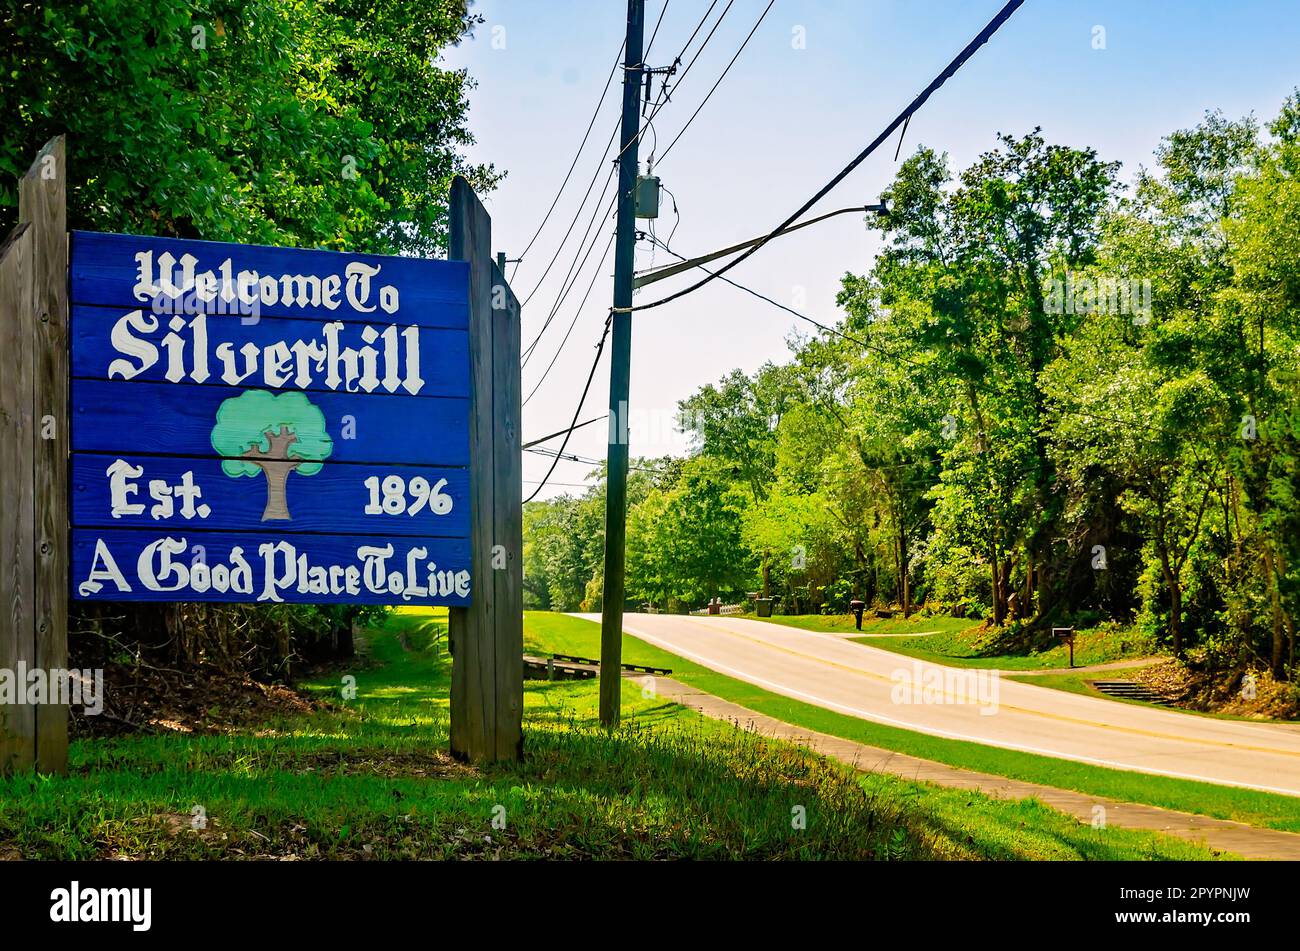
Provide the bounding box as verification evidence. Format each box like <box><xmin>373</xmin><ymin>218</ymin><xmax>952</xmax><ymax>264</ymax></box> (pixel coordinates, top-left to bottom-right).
<box><xmin>649</xmin><ymin>676</ymin><xmax>1300</xmax><ymax>860</ymax></box>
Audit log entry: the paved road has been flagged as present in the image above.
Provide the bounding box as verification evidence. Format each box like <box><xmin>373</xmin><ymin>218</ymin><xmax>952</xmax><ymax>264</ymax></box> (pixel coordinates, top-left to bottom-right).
<box><xmin>575</xmin><ymin>612</ymin><xmax>1300</xmax><ymax>796</ymax></box>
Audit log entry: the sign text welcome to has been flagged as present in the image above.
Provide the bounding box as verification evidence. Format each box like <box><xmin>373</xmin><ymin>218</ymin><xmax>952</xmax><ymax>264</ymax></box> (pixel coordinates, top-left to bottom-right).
<box><xmin>69</xmin><ymin>232</ymin><xmax>472</xmax><ymax>606</ymax></box>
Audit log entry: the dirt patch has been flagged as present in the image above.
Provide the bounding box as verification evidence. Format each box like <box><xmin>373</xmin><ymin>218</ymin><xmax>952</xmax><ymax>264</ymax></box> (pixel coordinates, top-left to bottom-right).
<box><xmin>1134</xmin><ymin>659</ymin><xmax>1300</xmax><ymax>720</ymax></box>
<box><xmin>285</xmin><ymin>748</ymin><xmax>478</xmax><ymax>780</ymax></box>
<box><xmin>72</xmin><ymin>662</ymin><xmax>327</xmax><ymax>738</ymax></box>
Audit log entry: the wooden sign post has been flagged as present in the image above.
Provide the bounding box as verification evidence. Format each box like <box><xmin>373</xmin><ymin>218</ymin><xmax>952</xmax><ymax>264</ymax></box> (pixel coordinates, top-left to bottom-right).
<box><xmin>447</xmin><ymin>177</ymin><xmax>523</xmax><ymax>764</ymax></box>
<box><xmin>0</xmin><ymin>146</ymin><xmax>522</xmax><ymax>772</ymax></box>
<box><xmin>0</xmin><ymin>136</ymin><xmax>69</xmax><ymax>775</ymax></box>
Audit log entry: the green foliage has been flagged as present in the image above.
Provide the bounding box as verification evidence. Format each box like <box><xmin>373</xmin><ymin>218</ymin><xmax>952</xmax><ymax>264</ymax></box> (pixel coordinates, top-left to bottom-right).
<box><xmin>2</xmin><ymin>613</ymin><xmax>1225</xmax><ymax>860</ymax></box>
<box><xmin>522</xmin><ymin>463</ymin><xmax>665</xmax><ymax>612</ymax></box>
<box><xmin>524</xmin><ymin>94</ymin><xmax>1300</xmax><ymax>683</ymax></box>
<box><xmin>1</xmin><ymin>0</ymin><xmax>498</xmax><ymax>251</ymax></box>
<box><xmin>4</xmin><ymin>0</ymin><xmax>498</xmax><ymax>667</ymax></box>
<box><xmin>211</xmin><ymin>389</ymin><xmax>333</xmax><ymax>476</ymax></box>
<box><xmin>626</xmin><ymin>457</ymin><xmax>755</xmax><ymax>607</ymax></box>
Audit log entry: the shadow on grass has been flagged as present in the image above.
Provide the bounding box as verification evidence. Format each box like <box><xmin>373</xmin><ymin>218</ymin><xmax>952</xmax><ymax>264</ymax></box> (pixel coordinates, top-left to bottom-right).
<box><xmin>0</xmin><ymin>616</ymin><xmax>1222</xmax><ymax>861</ymax></box>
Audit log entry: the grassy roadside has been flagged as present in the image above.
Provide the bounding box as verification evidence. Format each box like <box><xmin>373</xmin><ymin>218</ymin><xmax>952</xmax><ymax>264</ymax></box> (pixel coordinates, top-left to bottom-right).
<box><xmin>0</xmin><ymin>609</ymin><xmax>1222</xmax><ymax>860</ymax></box>
<box><xmin>757</xmin><ymin>613</ymin><xmax>975</xmax><ymax>637</ymax></box>
<box><xmin>758</xmin><ymin>612</ymin><xmax>1159</xmax><ymax>671</ymax></box>
<box><xmin>531</xmin><ymin>612</ymin><xmax>1300</xmax><ymax>833</ymax></box>
<box><xmin>1005</xmin><ymin>667</ymin><xmax>1294</xmax><ymax>725</ymax></box>
<box><xmin>779</xmin><ymin>613</ymin><xmax>1288</xmax><ymax>725</ymax></box>
<box><xmin>1006</xmin><ymin>666</ymin><xmax>1157</xmax><ymax>699</ymax></box>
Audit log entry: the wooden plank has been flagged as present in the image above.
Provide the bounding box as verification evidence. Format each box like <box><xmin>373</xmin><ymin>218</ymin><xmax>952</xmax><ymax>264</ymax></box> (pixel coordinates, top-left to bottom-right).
<box><xmin>70</xmin><ymin>304</ymin><xmax>470</xmax><ymax>399</ymax></box>
<box><xmin>70</xmin><ymin>230</ymin><xmax>470</xmax><ymax>328</ymax></box>
<box><xmin>449</xmin><ymin>176</ymin><xmax>495</xmax><ymax>762</ymax></box>
<box><xmin>71</xmin><ymin>379</ymin><xmax>470</xmax><ymax>467</ymax></box>
<box><xmin>490</xmin><ymin>258</ymin><xmax>523</xmax><ymax>760</ymax></box>
<box><xmin>71</xmin><ymin>454</ymin><xmax>470</xmax><ymax>538</ymax></box>
<box><xmin>22</xmin><ymin>134</ymin><xmax>69</xmax><ymax>774</ymax></box>
<box><xmin>70</xmin><ymin>529</ymin><xmax>471</xmax><ymax>606</ymax></box>
<box><xmin>0</xmin><ymin>224</ymin><xmax>36</xmax><ymax>773</ymax></box>
<box><xmin>23</xmin><ymin>136</ymin><xmax>69</xmax><ymax>773</ymax></box>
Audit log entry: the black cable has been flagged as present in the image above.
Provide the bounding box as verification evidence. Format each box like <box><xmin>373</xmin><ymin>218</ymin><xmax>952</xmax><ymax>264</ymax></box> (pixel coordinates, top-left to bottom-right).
<box><xmin>671</xmin><ymin>0</ymin><xmax>723</xmax><ymax>74</ymax></box>
<box><xmin>523</xmin><ymin>415</ymin><xmax>609</xmax><ymax>449</ymax></box>
<box><xmin>524</xmin><ymin>315</ymin><xmax>614</xmax><ymax>503</ymax></box>
<box><xmin>519</xmin><ymin>0</ymin><xmax>728</xmax><ymax>378</ymax></box>
<box><xmin>620</xmin><ymin>0</ymin><xmax>1026</xmax><ymax>314</ymax></box>
<box><xmin>524</xmin><ymin>231</ymin><xmax>617</xmax><ymax>405</ymax></box>
<box><xmin>523</xmin><ymin>188</ymin><xmax>617</xmax><ymax>365</ymax></box>
<box><xmin>655</xmin><ymin>0</ymin><xmax>774</xmax><ymax>167</ymax></box>
<box><xmin>517</xmin><ymin>0</ymin><xmax>673</xmax><ymax>302</ymax></box>
<box><xmin>526</xmin><ymin>446</ymin><xmax>669</xmax><ymax>475</ymax></box>
<box><xmin>510</xmin><ymin>42</ymin><xmax>624</xmax><ymax>283</ymax></box>
<box><xmin>646</xmin><ymin>0</ymin><xmax>671</xmax><ymax>56</ymax></box>
<box><xmin>660</xmin><ymin>183</ymin><xmax>681</xmax><ymax>246</ymax></box>
<box><xmin>644</xmin><ymin>232</ymin><xmax>929</xmax><ymax>367</ymax></box>
<box><xmin>665</xmin><ymin>0</ymin><xmax>733</xmax><ymax>100</ymax></box>
<box><xmin>521</xmin><ymin>145</ymin><xmax>619</xmax><ymax>309</ymax></box>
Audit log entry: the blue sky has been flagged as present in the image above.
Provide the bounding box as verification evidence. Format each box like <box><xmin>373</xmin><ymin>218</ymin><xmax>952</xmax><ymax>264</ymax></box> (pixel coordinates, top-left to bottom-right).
<box><xmin>440</xmin><ymin>0</ymin><xmax>1300</xmax><ymax>497</ymax></box>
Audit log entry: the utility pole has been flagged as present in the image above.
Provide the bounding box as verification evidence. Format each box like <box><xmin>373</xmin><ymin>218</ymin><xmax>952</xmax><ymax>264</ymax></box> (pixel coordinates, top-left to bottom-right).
<box><xmin>599</xmin><ymin>0</ymin><xmax>645</xmax><ymax>728</ymax></box>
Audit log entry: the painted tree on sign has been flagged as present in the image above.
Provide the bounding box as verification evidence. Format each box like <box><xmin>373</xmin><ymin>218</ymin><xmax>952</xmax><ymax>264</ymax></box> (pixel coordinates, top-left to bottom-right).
<box><xmin>210</xmin><ymin>390</ymin><xmax>333</xmax><ymax>521</ymax></box>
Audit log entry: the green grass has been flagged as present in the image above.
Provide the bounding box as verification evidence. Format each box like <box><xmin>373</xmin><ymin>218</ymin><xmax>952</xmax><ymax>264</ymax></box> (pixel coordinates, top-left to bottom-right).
<box><xmin>757</xmin><ymin>612</ymin><xmax>1158</xmax><ymax>671</ymax></box>
<box><xmin>534</xmin><ymin>612</ymin><xmax>1300</xmax><ymax>834</ymax></box>
<box><xmin>1006</xmin><ymin>666</ymin><xmax>1157</xmax><ymax>699</ymax></box>
<box><xmin>760</xmin><ymin>612</ymin><xmax>976</xmax><ymax>638</ymax></box>
<box><xmin>1006</xmin><ymin>666</ymin><xmax>1291</xmax><ymax>725</ymax></box>
<box><xmin>0</xmin><ymin>608</ymin><xmax>1225</xmax><ymax>860</ymax></box>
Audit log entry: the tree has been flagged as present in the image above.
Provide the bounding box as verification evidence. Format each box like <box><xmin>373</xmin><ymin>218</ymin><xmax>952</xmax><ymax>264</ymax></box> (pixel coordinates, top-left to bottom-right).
<box><xmin>1</xmin><ymin>0</ymin><xmax>498</xmax><ymax>251</ymax></box>
<box><xmin>210</xmin><ymin>390</ymin><xmax>333</xmax><ymax>521</ymax></box>
<box><xmin>625</xmin><ymin>458</ymin><xmax>753</xmax><ymax>609</ymax></box>
<box><xmin>679</xmin><ymin>363</ymin><xmax>797</xmax><ymax>594</ymax></box>
<box><xmin>852</xmin><ymin>133</ymin><xmax>1119</xmax><ymax>624</ymax></box>
<box><xmin>1044</xmin><ymin>315</ymin><xmax>1222</xmax><ymax>656</ymax></box>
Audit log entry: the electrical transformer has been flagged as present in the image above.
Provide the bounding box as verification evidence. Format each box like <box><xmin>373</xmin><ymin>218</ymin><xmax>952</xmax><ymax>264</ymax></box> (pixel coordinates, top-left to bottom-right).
<box><xmin>634</xmin><ymin>175</ymin><xmax>660</xmax><ymax>219</ymax></box>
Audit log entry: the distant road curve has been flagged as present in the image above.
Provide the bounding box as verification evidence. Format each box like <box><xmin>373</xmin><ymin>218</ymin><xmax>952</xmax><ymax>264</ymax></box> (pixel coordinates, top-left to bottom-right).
<box><xmin>573</xmin><ymin>612</ymin><xmax>1300</xmax><ymax>796</ymax></box>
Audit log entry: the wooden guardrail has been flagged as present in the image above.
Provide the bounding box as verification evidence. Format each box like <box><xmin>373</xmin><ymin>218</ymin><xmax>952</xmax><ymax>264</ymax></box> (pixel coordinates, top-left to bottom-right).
<box><xmin>522</xmin><ymin>655</ymin><xmax>595</xmax><ymax>681</ymax></box>
<box><xmin>548</xmin><ymin>652</ymin><xmax>672</xmax><ymax>676</ymax></box>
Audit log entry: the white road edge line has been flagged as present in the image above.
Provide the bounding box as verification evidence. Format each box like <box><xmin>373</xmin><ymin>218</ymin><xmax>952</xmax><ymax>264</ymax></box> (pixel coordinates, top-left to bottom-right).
<box><xmin>616</xmin><ymin>619</ymin><xmax>1300</xmax><ymax>798</ymax></box>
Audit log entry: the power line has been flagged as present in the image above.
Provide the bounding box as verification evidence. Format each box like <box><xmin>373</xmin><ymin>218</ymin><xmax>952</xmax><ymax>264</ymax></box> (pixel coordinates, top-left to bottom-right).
<box><xmin>519</xmin><ymin>0</ymin><xmax>725</xmax><ymax>377</ymax></box>
<box><xmin>634</xmin><ymin>204</ymin><xmax>880</xmax><ymax>288</ymax></box>
<box><xmin>655</xmin><ymin>0</ymin><xmax>774</xmax><ymax>167</ymax></box>
<box><xmin>520</xmin><ymin>145</ymin><xmax>619</xmax><ymax>309</ymax></box>
<box><xmin>618</xmin><ymin>0</ymin><xmax>1026</xmax><ymax>314</ymax></box>
<box><xmin>524</xmin><ymin>315</ymin><xmax>614</xmax><ymax>503</ymax></box>
<box><xmin>517</xmin><ymin>0</ymin><xmax>676</xmax><ymax>306</ymax></box>
<box><xmin>524</xmin><ymin>231</ymin><xmax>617</xmax><ymax>404</ymax></box>
<box><xmin>646</xmin><ymin>0</ymin><xmax>671</xmax><ymax>53</ymax></box>
<box><xmin>659</xmin><ymin>0</ymin><xmax>733</xmax><ymax>102</ymax></box>
<box><xmin>641</xmin><ymin>0</ymin><xmax>732</xmax><ymax>166</ymax></box>
<box><xmin>522</xmin><ymin>415</ymin><xmax>609</xmax><ymax>449</ymax></box>
<box><xmin>643</xmin><ymin>232</ymin><xmax>931</xmax><ymax>370</ymax></box>
<box><xmin>510</xmin><ymin>41</ymin><xmax>624</xmax><ymax>283</ymax></box>
<box><xmin>521</xmin><ymin>0</ymin><xmax>755</xmax><ymax>508</ymax></box>
<box><xmin>522</xmin><ymin>186</ymin><xmax>618</xmax><ymax>366</ymax></box>
<box><xmin>668</xmin><ymin>0</ymin><xmax>724</xmax><ymax>80</ymax></box>
<box><xmin>527</xmin><ymin>445</ymin><xmax>669</xmax><ymax>475</ymax></box>
<box><xmin>520</xmin><ymin>0</ymin><xmax>724</xmax><ymax>315</ymax></box>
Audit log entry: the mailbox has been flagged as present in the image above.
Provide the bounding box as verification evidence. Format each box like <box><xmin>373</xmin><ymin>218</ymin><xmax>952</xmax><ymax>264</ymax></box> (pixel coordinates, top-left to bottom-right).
<box><xmin>1053</xmin><ymin>626</ymin><xmax>1076</xmax><ymax>668</ymax></box>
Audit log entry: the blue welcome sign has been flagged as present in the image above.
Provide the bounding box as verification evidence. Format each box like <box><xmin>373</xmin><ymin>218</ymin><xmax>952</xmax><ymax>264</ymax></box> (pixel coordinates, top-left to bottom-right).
<box><xmin>68</xmin><ymin>231</ymin><xmax>472</xmax><ymax>606</ymax></box>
